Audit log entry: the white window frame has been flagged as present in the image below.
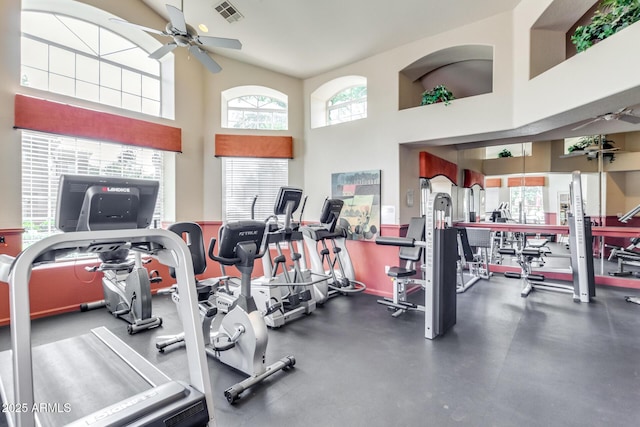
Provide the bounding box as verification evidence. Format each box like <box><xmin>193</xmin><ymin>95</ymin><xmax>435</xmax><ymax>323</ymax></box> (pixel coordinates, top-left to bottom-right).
<box><xmin>310</xmin><ymin>75</ymin><xmax>367</xmax><ymax>129</ymax></box>
<box><xmin>20</xmin><ymin>3</ymin><xmax>174</xmax><ymax>120</ymax></box>
<box><xmin>326</xmin><ymin>85</ymin><xmax>368</xmax><ymax>126</ymax></box>
<box><xmin>221</xmin><ymin>85</ymin><xmax>288</xmax><ymax>130</ymax></box>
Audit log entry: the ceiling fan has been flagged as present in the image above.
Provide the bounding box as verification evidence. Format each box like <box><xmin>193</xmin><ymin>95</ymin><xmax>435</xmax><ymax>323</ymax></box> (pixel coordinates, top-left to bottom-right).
<box><xmin>110</xmin><ymin>3</ymin><xmax>242</xmax><ymax>73</ymax></box>
<box><xmin>571</xmin><ymin>107</ymin><xmax>640</xmax><ymax>131</ymax></box>
<box><xmin>559</xmin><ymin>145</ymin><xmax>620</xmax><ymax>160</ymax></box>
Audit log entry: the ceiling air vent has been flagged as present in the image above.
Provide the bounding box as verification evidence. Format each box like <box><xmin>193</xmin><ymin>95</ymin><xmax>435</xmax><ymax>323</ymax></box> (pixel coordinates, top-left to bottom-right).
<box><xmin>214</xmin><ymin>1</ymin><xmax>244</xmax><ymax>23</ymax></box>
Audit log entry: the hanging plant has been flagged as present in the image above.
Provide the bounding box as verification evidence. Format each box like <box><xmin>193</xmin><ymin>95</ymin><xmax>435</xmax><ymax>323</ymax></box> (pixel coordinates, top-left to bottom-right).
<box><xmin>571</xmin><ymin>0</ymin><xmax>640</xmax><ymax>53</ymax></box>
<box><xmin>420</xmin><ymin>85</ymin><xmax>455</xmax><ymax>106</ymax></box>
<box><xmin>498</xmin><ymin>149</ymin><xmax>513</xmax><ymax>158</ymax></box>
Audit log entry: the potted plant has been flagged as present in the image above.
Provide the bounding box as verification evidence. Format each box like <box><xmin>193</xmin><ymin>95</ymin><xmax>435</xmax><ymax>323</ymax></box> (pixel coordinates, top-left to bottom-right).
<box><xmin>571</xmin><ymin>0</ymin><xmax>640</xmax><ymax>53</ymax></box>
<box><xmin>498</xmin><ymin>149</ymin><xmax>513</xmax><ymax>158</ymax></box>
<box><xmin>421</xmin><ymin>85</ymin><xmax>455</xmax><ymax>106</ymax></box>
<box><xmin>568</xmin><ymin>135</ymin><xmax>617</xmax><ymax>162</ymax></box>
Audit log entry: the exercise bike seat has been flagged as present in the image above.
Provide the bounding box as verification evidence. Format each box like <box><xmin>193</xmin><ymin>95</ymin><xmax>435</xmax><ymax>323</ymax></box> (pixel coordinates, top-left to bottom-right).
<box><xmin>387</xmin><ymin>267</ymin><xmax>417</xmax><ymax>278</ymax></box>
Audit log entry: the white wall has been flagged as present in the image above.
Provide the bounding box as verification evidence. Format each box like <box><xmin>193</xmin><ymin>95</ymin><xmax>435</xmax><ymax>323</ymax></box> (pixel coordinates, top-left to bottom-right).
<box><xmin>201</xmin><ymin>56</ymin><xmax>303</xmax><ymax>221</ymax></box>
<box><xmin>303</xmin><ymin>11</ymin><xmax>516</xmax><ymax>222</ymax></box>
<box><xmin>0</xmin><ymin>0</ymin><xmax>21</xmax><ymax>228</ymax></box>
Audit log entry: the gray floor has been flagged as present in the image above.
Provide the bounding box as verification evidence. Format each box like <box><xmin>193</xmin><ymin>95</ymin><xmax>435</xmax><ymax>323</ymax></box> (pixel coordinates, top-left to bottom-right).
<box><xmin>1</xmin><ymin>276</ymin><xmax>640</xmax><ymax>426</ymax></box>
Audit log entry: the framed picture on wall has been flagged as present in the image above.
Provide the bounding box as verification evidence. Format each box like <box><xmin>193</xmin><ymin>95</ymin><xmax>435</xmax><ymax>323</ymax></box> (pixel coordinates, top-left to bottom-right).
<box><xmin>331</xmin><ymin>170</ymin><xmax>381</xmax><ymax>241</ymax></box>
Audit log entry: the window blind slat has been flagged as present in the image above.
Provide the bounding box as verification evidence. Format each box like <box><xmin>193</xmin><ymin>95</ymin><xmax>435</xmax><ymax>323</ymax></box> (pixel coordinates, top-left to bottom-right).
<box><xmin>22</xmin><ymin>130</ymin><xmax>164</xmax><ymax>247</ymax></box>
<box><xmin>222</xmin><ymin>157</ymin><xmax>288</xmax><ymax>222</ymax></box>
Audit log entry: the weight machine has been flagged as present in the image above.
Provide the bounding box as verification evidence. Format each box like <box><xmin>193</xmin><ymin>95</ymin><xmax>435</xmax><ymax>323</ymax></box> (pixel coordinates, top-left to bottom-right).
<box><xmin>501</xmin><ymin>171</ymin><xmax>595</xmax><ymax>302</ymax></box>
<box><xmin>375</xmin><ymin>193</ymin><xmax>458</xmax><ymax>340</ymax></box>
<box><xmin>456</xmin><ymin>227</ymin><xmax>492</xmax><ymax>293</ymax></box>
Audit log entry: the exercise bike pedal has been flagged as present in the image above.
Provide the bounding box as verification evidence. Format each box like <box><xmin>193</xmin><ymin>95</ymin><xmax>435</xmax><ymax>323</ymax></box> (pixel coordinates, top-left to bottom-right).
<box><xmin>128</xmin><ymin>316</ymin><xmax>162</xmax><ymax>335</ymax></box>
<box><xmin>298</xmin><ymin>289</ymin><xmax>312</xmax><ymax>302</ymax></box>
<box><xmin>112</xmin><ymin>308</ymin><xmax>131</xmax><ymax>316</ymax></box>
<box><xmin>212</xmin><ymin>336</ymin><xmax>236</xmax><ymax>352</ymax></box>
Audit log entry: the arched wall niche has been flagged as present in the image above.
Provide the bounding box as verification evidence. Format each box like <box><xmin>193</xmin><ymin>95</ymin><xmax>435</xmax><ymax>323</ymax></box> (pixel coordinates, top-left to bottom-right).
<box><xmin>398</xmin><ymin>44</ymin><xmax>493</xmax><ymax>110</ymax></box>
<box><xmin>529</xmin><ymin>0</ymin><xmax>598</xmax><ymax>79</ymax></box>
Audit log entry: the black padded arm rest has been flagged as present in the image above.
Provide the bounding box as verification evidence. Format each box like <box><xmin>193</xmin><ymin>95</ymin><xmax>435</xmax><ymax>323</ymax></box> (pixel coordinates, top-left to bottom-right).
<box><xmin>498</xmin><ymin>248</ymin><xmax>516</xmax><ymax>255</ymax></box>
<box><xmin>522</xmin><ymin>248</ymin><xmax>542</xmax><ymax>257</ymax></box>
<box><xmin>375</xmin><ymin>236</ymin><xmax>416</xmax><ymax>247</ymax></box>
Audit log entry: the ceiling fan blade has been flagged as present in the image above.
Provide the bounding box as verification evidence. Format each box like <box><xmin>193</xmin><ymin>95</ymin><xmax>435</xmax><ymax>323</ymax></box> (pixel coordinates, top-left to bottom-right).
<box><xmin>618</xmin><ymin>114</ymin><xmax>640</xmax><ymax>124</ymax></box>
<box><xmin>166</xmin><ymin>4</ymin><xmax>187</xmax><ymax>33</ymax></box>
<box><xmin>149</xmin><ymin>42</ymin><xmax>178</xmax><ymax>59</ymax></box>
<box><xmin>571</xmin><ymin>118</ymin><xmax>599</xmax><ymax>131</ymax></box>
<box><xmin>600</xmin><ymin>147</ymin><xmax>621</xmax><ymax>153</ymax></box>
<box><xmin>197</xmin><ymin>36</ymin><xmax>242</xmax><ymax>50</ymax></box>
<box><xmin>559</xmin><ymin>152</ymin><xmax>587</xmax><ymax>159</ymax></box>
<box><xmin>188</xmin><ymin>45</ymin><xmax>222</xmax><ymax>73</ymax></box>
<box><xmin>109</xmin><ymin>18</ymin><xmax>165</xmax><ymax>36</ymax></box>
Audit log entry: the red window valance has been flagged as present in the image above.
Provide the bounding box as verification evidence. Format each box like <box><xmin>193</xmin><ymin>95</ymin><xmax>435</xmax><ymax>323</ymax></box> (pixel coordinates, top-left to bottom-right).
<box><xmin>419</xmin><ymin>151</ymin><xmax>457</xmax><ymax>185</ymax></box>
<box><xmin>215</xmin><ymin>134</ymin><xmax>293</xmax><ymax>159</ymax></box>
<box><xmin>14</xmin><ymin>95</ymin><xmax>182</xmax><ymax>152</ymax></box>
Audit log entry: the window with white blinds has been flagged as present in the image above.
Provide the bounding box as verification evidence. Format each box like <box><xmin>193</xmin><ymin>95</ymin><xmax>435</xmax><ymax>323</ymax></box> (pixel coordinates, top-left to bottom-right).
<box><xmin>222</xmin><ymin>157</ymin><xmax>288</xmax><ymax>222</ymax></box>
<box><xmin>22</xmin><ymin>130</ymin><xmax>164</xmax><ymax>247</ymax></box>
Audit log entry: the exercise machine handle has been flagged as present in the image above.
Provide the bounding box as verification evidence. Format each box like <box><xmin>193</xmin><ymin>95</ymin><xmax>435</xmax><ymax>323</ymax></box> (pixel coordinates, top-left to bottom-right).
<box><xmin>208</xmin><ymin>238</ymin><xmax>241</xmax><ymax>266</ymax></box>
<box><xmin>208</xmin><ymin>238</ymin><xmax>268</xmax><ymax>266</ymax></box>
<box><xmin>375</xmin><ymin>236</ymin><xmax>416</xmax><ymax>247</ymax></box>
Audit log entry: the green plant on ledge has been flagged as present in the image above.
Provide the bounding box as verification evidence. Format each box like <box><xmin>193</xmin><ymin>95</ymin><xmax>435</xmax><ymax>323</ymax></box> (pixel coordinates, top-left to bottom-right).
<box><xmin>569</xmin><ymin>135</ymin><xmax>617</xmax><ymax>162</ymax></box>
<box><xmin>421</xmin><ymin>85</ymin><xmax>455</xmax><ymax>106</ymax></box>
<box><xmin>498</xmin><ymin>149</ymin><xmax>513</xmax><ymax>158</ymax></box>
<box><xmin>571</xmin><ymin>0</ymin><xmax>640</xmax><ymax>53</ymax></box>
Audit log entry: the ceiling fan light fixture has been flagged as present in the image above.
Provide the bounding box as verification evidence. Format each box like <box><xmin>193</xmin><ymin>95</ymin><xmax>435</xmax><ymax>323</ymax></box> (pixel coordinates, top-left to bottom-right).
<box><xmin>198</xmin><ymin>23</ymin><xmax>209</xmax><ymax>33</ymax></box>
<box><xmin>214</xmin><ymin>1</ymin><xmax>244</xmax><ymax>23</ymax></box>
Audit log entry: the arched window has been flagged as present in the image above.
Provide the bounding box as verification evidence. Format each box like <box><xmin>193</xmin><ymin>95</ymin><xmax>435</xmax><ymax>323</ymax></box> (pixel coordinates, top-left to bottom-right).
<box><xmin>327</xmin><ymin>85</ymin><xmax>367</xmax><ymax>125</ymax></box>
<box><xmin>19</xmin><ymin>3</ymin><xmax>175</xmax><ymax>247</ymax></box>
<box><xmin>221</xmin><ymin>86</ymin><xmax>288</xmax><ymax>130</ymax></box>
<box><xmin>21</xmin><ymin>9</ymin><xmax>169</xmax><ymax>117</ymax></box>
<box><xmin>310</xmin><ymin>75</ymin><xmax>367</xmax><ymax>129</ymax></box>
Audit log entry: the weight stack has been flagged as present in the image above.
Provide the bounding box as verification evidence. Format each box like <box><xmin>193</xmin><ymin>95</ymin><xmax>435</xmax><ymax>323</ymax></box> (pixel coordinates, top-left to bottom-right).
<box><xmin>425</xmin><ymin>227</ymin><xmax>458</xmax><ymax>339</ymax></box>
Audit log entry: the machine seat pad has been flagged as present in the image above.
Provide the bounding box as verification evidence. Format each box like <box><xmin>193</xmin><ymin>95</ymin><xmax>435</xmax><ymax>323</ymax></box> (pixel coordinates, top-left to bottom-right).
<box><xmin>387</xmin><ymin>267</ymin><xmax>416</xmax><ymax>278</ymax></box>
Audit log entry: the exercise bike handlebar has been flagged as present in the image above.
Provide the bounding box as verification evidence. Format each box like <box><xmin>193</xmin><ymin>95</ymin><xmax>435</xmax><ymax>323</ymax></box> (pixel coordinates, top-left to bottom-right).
<box><xmin>208</xmin><ymin>238</ymin><xmax>268</xmax><ymax>266</ymax></box>
<box><xmin>375</xmin><ymin>236</ymin><xmax>425</xmax><ymax>247</ymax></box>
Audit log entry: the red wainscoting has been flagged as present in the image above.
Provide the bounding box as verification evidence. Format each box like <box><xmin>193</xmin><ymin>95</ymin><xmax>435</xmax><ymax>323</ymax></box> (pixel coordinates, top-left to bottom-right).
<box><xmin>0</xmin><ymin>228</ymin><xmax>172</xmax><ymax>326</ymax></box>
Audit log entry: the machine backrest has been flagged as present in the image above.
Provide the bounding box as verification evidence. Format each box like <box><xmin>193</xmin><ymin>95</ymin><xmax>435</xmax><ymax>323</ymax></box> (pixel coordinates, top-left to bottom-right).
<box><xmin>399</xmin><ymin>217</ymin><xmax>425</xmax><ymax>262</ymax></box>
<box><xmin>168</xmin><ymin>222</ymin><xmax>207</xmax><ymax>277</ymax></box>
<box><xmin>456</xmin><ymin>227</ymin><xmax>475</xmax><ymax>261</ymax></box>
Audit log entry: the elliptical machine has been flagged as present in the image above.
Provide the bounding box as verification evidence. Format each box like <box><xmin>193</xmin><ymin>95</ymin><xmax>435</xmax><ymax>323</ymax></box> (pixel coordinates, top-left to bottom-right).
<box><xmin>82</xmin><ymin>246</ymin><xmax>163</xmax><ymax>334</ymax></box>
<box><xmin>252</xmin><ymin>187</ymin><xmax>319</xmax><ymax>327</ymax></box>
<box><xmin>157</xmin><ymin>221</ymin><xmax>295</xmax><ymax>403</ymax></box>
<box><xmin>301</xmin><ymin>198</ymin><xmax>367</xmax><ymax>304</ymax></box>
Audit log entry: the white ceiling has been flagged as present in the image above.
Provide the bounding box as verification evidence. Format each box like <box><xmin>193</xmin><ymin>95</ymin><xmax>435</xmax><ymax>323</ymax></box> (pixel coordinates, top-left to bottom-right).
<box><xmin>136</xmin><ymin>0</ymin><xmax>640</xmax><ymax>145</ymax></box>
<box><xmin>140</xmin><ymin>0</ymin><xmax>523</xmax><ymax>79</ymax></box>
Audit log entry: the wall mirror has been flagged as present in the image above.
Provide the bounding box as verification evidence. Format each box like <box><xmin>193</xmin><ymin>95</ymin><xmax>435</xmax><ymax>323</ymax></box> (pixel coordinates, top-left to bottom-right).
<box><xmin>456</xmin><ymin>130</ymin><xmax>640</xmax><ymax>283</ymax></box>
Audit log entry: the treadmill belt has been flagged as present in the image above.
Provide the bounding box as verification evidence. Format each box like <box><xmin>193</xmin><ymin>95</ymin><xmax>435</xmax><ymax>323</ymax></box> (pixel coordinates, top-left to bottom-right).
<box><xmin>1</xmin><ymin>333</ymin><xmax>153</xmax><ymax>426</ymax></box>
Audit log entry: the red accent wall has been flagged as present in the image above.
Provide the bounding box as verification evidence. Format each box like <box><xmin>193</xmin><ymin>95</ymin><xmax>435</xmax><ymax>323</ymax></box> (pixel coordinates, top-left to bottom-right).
<box><xmin>6</xmin><ymin>220</ymin><xmax>640</xmax><ymax>326</ymax></box>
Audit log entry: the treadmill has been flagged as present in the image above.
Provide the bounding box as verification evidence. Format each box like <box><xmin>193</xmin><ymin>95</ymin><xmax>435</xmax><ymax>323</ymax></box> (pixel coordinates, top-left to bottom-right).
<box><xmin>0</xmin><ymin>175</ymin><xmax>215</xmax><ymax>427</ymax></box>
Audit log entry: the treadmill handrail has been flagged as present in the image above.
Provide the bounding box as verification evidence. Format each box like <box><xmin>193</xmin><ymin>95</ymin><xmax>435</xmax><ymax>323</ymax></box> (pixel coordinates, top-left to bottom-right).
<box><xmin>6</xmin><ymin>228</ymin><xmax>214</xmax><ymax>427</ymax></box>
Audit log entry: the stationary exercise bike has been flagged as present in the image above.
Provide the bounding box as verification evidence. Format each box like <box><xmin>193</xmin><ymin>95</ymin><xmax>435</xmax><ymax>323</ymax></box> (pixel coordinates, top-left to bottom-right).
<box><xmin>82</xmin><ymin>246</ymin><xmax>163</xmax><ymax>334</ymax></box>
<box><xmin>156</xmin><ymin>221</ymin><xmax>295</xmax><ymax>403</ymax></box>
